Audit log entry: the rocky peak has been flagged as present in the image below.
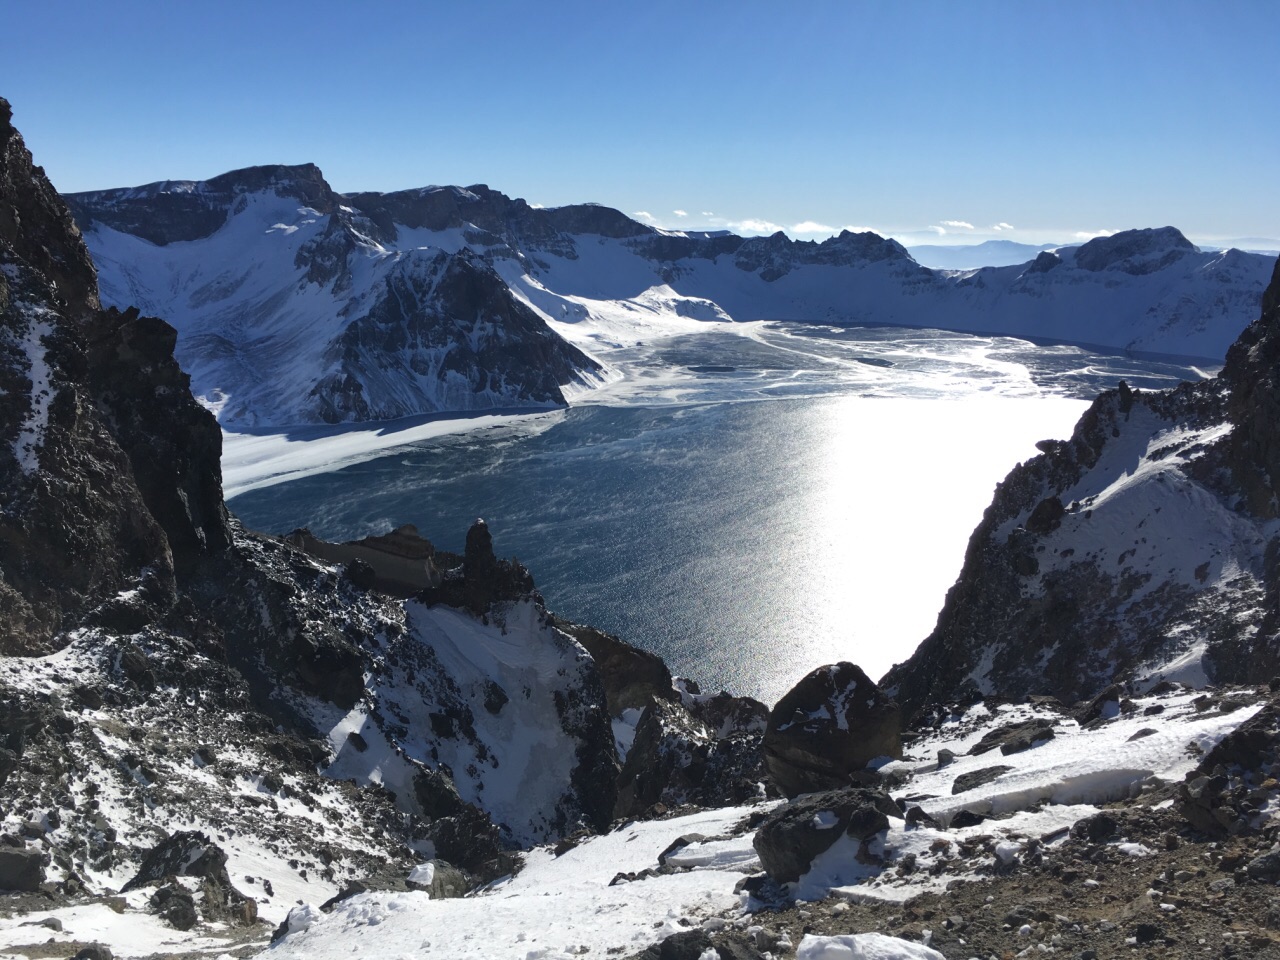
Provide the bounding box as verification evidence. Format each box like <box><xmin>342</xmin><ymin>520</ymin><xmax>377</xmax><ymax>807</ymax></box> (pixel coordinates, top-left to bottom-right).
<box><xmin>65</xmin><ymin>161</ymin><xmax>338</xmax><ymax>246</ymax></box>
<box><xmin>1073</xmin><ymin>226</ymin><xmax>1197</xmax><ymax>274</ymax></box>
<box><xmin>1219</xmin><ymin>256</ymin><xmax>1280</xmax><ymax>517</ymax></box>
<box><xmin>0</xmin><ymin>97</ymin><xmax>99</xmax><ymax>318</ymax></box>
<box><xmin>0</xmin><ymin>102</ymin><xmax>228</xmax><ymax>653</ymax></box>
<box><xmin>421</xmin><ymin>519</ymin><xmax>537</xmax><ymax>616</ymax></box>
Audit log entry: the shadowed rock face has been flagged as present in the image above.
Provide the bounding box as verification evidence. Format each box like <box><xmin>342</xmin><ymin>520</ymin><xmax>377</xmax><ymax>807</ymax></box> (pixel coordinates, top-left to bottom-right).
<box><xmin>884</xmin><ymin>258</ymin><xmax>1280</xmax><ymax>722</ymax></box>
<box><xmin>0</xmin><ymin>97</ymin><xmax>229</xmax><ymax>653</ymax></box>
<box><xmin>0</xmin><ymin>100</ymin><xmax>99</xmax><ymax>317</ymax></box>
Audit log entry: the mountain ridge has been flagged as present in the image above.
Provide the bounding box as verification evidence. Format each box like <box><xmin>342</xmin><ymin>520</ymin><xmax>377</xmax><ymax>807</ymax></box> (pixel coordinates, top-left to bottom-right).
<box><xmin>67</xmin><ymin>164</ymin><xmax>1276</xmax><ymax>429</ymax></box>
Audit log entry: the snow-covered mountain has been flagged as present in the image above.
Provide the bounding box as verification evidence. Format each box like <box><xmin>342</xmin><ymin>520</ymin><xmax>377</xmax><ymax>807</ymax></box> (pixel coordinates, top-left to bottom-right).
<box><xmin>64</xmin><ymin>170</ymin><xmax>603</xmax><ymax>427</ymax></box>
<box><xmin>68</xmin><ymin>171</ymin><xmax>1275</xmax><ymax>427</ymax></box>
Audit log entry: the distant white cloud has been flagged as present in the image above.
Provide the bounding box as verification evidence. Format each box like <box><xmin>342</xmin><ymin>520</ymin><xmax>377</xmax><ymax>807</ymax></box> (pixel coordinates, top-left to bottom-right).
<box><xmin>941</xmin><ymin>220</ymin><xmax>975</xmax><ymax>230</ymax></box>
<box><xmin>633</xmin><ymin>211</ymin><xmax>659</xmax><ymax>225</ymax></box>
<box><xmin>1073</xmin><ymin>228</ymin><xmax>1116</xmax><ymax>240</ymax></box>
<box><xmin>701</xmin><ymin>211</ymin><xmax>715</xmax><ymax>217</ymax></box>
<box><xmin>992</xmin><ymin>222</ymin><xmax>1014</xmax><ymax>231</ymax></box>
<box><xmin>528</xmin><ymin>202</ymin><xmax>545</xmax><ymax>209</ymax></box>
<box><xmin>843</xmin><ymin>225</ymin><xmax>877</xmax><ymax>235</ymax></box>
<box><xmin>928</xmin><ymin>225</ymin><xmax>948</xmax><ymax>236</ymax></box>
<box><xmin>734</xmin><ymin>218</ymin><xmax>785</xmax><ymax>234</ymax></box>
<box><xmin>790</xmin><ymin>220</ymin><xmax>838</xmax><ymax>235</ymax></box>
<box><xmin>673</xmin><ymin>209</ymin><xmax>688</xmax><ymax>218</ymax></box>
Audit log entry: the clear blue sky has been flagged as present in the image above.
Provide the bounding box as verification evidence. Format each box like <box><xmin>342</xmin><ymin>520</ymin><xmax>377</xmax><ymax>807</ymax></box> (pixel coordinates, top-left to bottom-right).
<box><xmin>4</xmin><ymin>0</ymin><xmax>1277</xmax><ymax>245</ymax></box>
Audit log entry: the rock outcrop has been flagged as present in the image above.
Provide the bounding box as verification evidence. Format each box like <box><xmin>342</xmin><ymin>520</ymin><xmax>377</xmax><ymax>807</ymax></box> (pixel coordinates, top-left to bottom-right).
<box><xmin>0</xmin><ymin>98</ymin><xmax>228</xmax><ymax>655</ymax></box>
<box><xmin>885</xmin><ymin>257</ymin><xmax>1280</xmax><ymax>720</ymax></box>
<box><xmin>614</xmin><ymin>699</ymin><xmax>773</xmax><ymax>819</ymax></box>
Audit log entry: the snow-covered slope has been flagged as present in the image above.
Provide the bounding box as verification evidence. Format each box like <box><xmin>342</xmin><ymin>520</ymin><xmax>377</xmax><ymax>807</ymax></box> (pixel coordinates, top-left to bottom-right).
<box><xmin>68</xmin><ymin>173</ymin><xmax>1274</xmax><ymax>428</ymax></box>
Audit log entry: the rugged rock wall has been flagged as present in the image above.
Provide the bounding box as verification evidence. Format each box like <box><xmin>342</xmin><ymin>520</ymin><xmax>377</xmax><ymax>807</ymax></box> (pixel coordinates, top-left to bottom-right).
<box><xmin>884</xmin><ymin>259</ymin><xmax>1280</xmax><ymax>720</ymax></box>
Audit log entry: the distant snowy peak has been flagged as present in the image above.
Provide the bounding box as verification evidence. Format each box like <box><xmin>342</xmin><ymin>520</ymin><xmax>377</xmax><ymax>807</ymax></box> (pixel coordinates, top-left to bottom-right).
<box><xmin>1071</xmin><ymin>226</ymin><xmax>1198</xmax><ymax>275</ymax></box>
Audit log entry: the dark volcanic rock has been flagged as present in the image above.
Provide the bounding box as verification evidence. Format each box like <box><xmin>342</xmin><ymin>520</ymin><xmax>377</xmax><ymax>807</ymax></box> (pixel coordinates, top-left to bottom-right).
<box><xmin>763</xmin><ymin>663</ymin><xmax>901</xmax><ymax>798</ymax></box>
<box><xmin>554</xmin><ymin>618</ymin><xmax>676</xmax><ymax>716</ymax></box>
<box><xmin>752</xmin><ymin>788</ymin><xmax>902</xmax><ymax>883</ymax></box>
<box><xmin>967</xmin><ymin>718</ymin><xmax>1055</xmax><ymax>756</ymax></box>
<box><xmin>121</xmin><ymin>831</ymin><xmax>232</xmax><ymax>892</ymax></box>
<box><xmin>420</xmin><ymin>519</ymin><xmax>537</xmax><ymax>616</ymax></box>
<box><xmin>0</xmin><ymin>97</ymin><xmax>232</xmax><ymax>654</ymax></box>
<box><xmin>0</xmin><ymin>100</ymin><xmax>99</xmax><ymax>317</ymax></box>
<box><xmin>951</xmin><ymin>765</ymin><xmax>1013</xmax><ymax>795</ymax></box>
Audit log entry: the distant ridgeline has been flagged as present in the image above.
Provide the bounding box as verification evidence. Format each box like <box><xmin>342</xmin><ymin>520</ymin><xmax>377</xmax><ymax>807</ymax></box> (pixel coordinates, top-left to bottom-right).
<box><xmin>66</xmin><ymin>166</ymin><xmax>1274</xmax><ymax>427</ymax></box>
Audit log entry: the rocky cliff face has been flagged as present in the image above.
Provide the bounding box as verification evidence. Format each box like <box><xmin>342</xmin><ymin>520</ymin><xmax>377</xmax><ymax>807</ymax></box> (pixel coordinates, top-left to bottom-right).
<box><xmin>0</xmin><ymin>98</ymin><xmax>228</xmax><ymax>654</ymax></box>
<box><xmin>884</xmin><ymin>258</ymin><xmax>1280</xmax><ymax>720</ymax></box>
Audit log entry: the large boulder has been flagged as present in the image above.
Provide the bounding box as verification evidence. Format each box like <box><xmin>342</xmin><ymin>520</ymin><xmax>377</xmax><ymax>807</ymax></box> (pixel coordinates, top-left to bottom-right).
<box><xmin>752</xmin><ymin>787</ymin><xmax>902</xmax><ymax>884</ymax></box>
<box><xmin>763</xmin><ymin>663</ymin><xmax>901</xmax><ymax>798</ymax></box>
<box><xmin>0</xmin><ymin>843</ymin><xmax>44</xmax><ymax>891</ymax></box>
<box><xmin>122</xmin><ymin>832</ymin><xmax>258</xmax><ymax>926</ymax></box>
<box><xmin>121</xmin><ymin>831</ymin><xmax>228</xmax><ymax>892</ymax></box>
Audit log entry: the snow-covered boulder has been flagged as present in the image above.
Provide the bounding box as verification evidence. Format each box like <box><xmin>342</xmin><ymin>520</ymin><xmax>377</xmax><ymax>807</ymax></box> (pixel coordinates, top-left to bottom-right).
<box><xmin>752</xmin><ymin>787</ymin><xmax>902</xmax><ymax>884</ymax></box>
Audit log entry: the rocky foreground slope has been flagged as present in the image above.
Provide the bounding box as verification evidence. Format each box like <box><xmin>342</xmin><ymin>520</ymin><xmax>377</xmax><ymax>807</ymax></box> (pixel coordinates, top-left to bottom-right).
<box><xmin>68</xmin><ymin>164</ymin><xmax>1274</xmax><ymax>428</ymax></box>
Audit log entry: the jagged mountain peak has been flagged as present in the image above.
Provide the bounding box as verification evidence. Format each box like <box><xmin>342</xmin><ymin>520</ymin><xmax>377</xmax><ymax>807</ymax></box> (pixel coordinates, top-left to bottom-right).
<box><xmin>65</xmin><ymin>162</ymin><xmax>338</xmax><ymax>247</ymax></box>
